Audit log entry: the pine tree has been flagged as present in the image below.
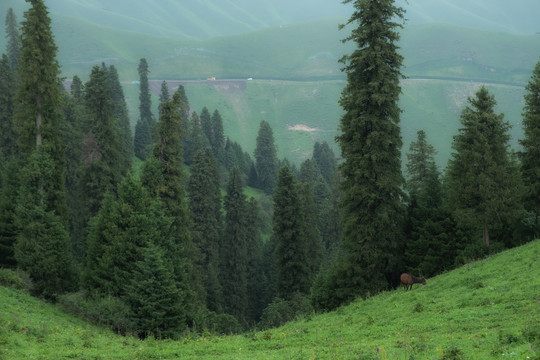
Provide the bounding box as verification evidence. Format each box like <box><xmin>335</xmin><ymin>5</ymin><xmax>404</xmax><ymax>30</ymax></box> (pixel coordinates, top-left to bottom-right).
<box><xmin>312</xmin><ymin>141</ymin><xmax>336</xmax><ymax>183</ymax></box>
<box><xmin>125</xmin><ymin>242</ymin><xmax>185</xmax><ymax>339</ymax></box>
<box><xmin>134</xmin><ymin>58</ymin><xmax>154</xmax><ymax>160</ymax></box>
<box><xmin>106</xmin><ymin>64</ymin><xmax>133</xmax><ymax>174</ymax></box>
<box><xmin>84</xmin><ymin>173</ymin><xmax>167</xmax><ymax>297</ymax></box>
<box><xmin>0</xmin><ymin>158</ymin><xmax>19</xmax><ymax>267</ymax></box>
<box><xmin>62</xmin><ymin>76</ymin><xmax>85</xmax><ymax>262</ymax></box>
<box><xmin>187</xmin><ymin>148</ymin><xmax>223</xmax><ymax>312</ymax></box>
<box><xmin>141</xmin><ymin>92</ymin><xmax>195</xmax><ymax>317</ymax></box>
<box><xmin>404</xmin><ymin>130</ymin><xmax>451</xmax><ymax>276</ymax></box>
<box><xmin>245</xmin><ymin>197</ymin><xmax>266</xmax><ymax>324</ymax></box>
<box><xmin>5</xmin><ymin>8</ymin><xmax>21</xmax><ymax>71</ymax></box>
<box><xmin>159</xmin><ymin>80</ymin><xmax>170</xmax><ymax>103</ymax></box>
<box><xmin>200</xmin><ymin>107</ymin><xmax>213</xmax><ymax>147</ymax></box>
<box><xmin>254</xmin><ymin>120</ymin><xmax>278</xmax><ymax>194</ymax></box>
<box><xmin>80</xmin><ymin>65</ymin><xmax>124</xmax><ymax>218</ymax></box>
<box><xmin>211</xmin><ymin>109</ymin><xmax>225</xmax><ymax>162</ymax></box>
<box><xmin>14</xmin><ymin>0</ymin><xmax>68</xmax><ymax>219</ymax></box>
<box><xmin>15</xmin><ymin>151</ymin><xmax>75</xmax><ymax>298</ymax></box>
<box><xmin>322</xmin><ymin>0</ymin><xmax>406</xmax><ymax>307</ymax></box>
<box><xmin>519</xmin><ymin>60</ymin><xmax>540</xmax><ymax>239</ymax></box>
<box><xmin>220</xmin><ymin>168</ymin><xmax>248</xmax><ymax>322</ymax></box>
<box><xmin>446</xmin><ymin>86</ymin><xmax>524</xmax><ymax>247</ymax></box>
<box><xmin>12</xmin><ymin>0</ymin><xmax>74</xmax><ymax>295</ymax></box>
<box><xmin>0</xmin><ymin>54</ymin><xmax>17</xmax><ymax>158</ymax></box>
<box><xmin>299</xmin><ymin>181</ymin><xmax>324</xmax><ymax>283</ymax></box>
<box><xmin>273</xmin><ymin>165</ymin><xmax>310</xmax><ymax>299</ymax></box>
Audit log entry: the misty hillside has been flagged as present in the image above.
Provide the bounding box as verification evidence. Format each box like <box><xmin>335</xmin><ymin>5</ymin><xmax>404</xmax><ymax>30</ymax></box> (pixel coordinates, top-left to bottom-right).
<box><xmin>1</xmin><ymin>0</ymin><xmax>540</xmax><ymax>42</ymax></box>
<box><xmin>1</xmin><ymin>0</ymin><xmax>540</xmax><ymax>166</ymax></box>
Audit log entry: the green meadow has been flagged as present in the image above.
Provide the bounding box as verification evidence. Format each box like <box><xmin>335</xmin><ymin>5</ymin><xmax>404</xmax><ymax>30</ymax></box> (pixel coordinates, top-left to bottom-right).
<box><xmin>1</xmin><ymin>240</ymin><xmax>539</xmax><ymax>359</ymax></box>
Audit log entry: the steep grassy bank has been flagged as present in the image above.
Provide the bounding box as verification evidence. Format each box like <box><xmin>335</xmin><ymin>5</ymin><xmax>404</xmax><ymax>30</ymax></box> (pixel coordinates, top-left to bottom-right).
<box><xmin>2</xmin><ymin>240</ymin><xmax>538</xmax><ymax>359</ymax></box>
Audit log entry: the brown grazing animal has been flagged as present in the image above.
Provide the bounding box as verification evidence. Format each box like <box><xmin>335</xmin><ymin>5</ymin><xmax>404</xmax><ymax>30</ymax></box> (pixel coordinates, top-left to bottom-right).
<box><xmin>400</xmin><ymin>273</ymin><xmax>427</xmax><ymax>290</ymax></box>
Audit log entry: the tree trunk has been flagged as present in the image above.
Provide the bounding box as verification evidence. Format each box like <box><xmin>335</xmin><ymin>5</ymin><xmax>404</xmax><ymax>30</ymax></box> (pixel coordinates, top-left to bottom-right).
<box><xmin>482</xmin><ymin>223</ymin><xmax>490</xmax><ymax>246</ymax></box>
<box><xmin>35</xmin><ymin>94</ymin><xmax>42</xmax><ymax>148</ymax></box>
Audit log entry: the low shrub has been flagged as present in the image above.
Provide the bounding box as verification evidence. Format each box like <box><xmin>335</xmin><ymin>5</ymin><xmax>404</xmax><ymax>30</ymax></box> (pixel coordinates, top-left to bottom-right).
<box><xmin>57</xmin><ymin>291</ymin><xmax>133</xmax><ymax>334</ymax></box>
<box><xmin>0</xmin><ymin>268</ymin><xmax>33</xmax><ymax>291</ymax></box>
<box><xmin>259</xmin><ymin>293</ymin><xmax>311</xmax><ymax>329</ymax></box>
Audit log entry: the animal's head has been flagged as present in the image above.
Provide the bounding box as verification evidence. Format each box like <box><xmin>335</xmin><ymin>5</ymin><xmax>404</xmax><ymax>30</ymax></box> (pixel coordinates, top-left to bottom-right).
<box><xmin>421</xmin><ymin>278</ymin><xmax>427</xmax><ymax>285</ymax></box>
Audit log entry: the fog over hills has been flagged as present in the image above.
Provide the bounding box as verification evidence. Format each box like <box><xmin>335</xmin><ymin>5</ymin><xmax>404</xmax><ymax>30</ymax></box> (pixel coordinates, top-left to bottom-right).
<box><xmin>1</xmin><ymin>0</ymin><xmax>539</xmax><ymax>41</ymax></box>
<box><xmin>1</xmin><ymin>0</ymin><xmax>540</xmax><ymax>165</ymax></box>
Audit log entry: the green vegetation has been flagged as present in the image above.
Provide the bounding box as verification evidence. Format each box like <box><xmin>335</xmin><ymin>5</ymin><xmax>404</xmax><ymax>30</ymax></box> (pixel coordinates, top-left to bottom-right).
<box><xmin>1</xmin><ymin>240</ymin><xmax>538</xmax><ymax>359</ymax></box>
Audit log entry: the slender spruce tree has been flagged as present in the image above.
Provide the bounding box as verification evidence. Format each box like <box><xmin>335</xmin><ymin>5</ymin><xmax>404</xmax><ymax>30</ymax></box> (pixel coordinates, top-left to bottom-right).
<box><xmin>519</xmin><ymin>60</ymin><xmax>540</xmax><ymax>239</ymax></box>
<box><xmin>159</xmin><ymin>80</ymin><xmax>170</xmax><ymax>103</ymax></box>
<box><xmin>0</xmin><ymin>54</ymin><xmax>17</xmax><ymax>157</ymax></box>
<box><xmin>220</xmin><ymin>168</ymin><xmax>248</xmax><ymax>322</ymax></box>
<box><xmin>125</xmin><ymin>242</ymin><xmax>185</xmax><ymax>339</ymax></box>
<box><xmin>14</xmin><ymin>0</ymin><xmax>68</xmax><ymax>218</ymax></box>
<box><xmin>62</xmin><ymin>76</ymin><xmax>85</xmax><ymax>262</ymax></box>
<box><xmin>84</xmin><ymin>173</ymin><xmax>167</xmax><ymax>297</ymax></box>
<box><xmin>0</xmin><ymin>158</ymin><xmax>19</xmax><ymax>267</ymax></box>
<box><xmin>134</xmin><ymin>58</ymin><xmax>154</xmax><ymax>160</ymax></box>
<box><xmin>320</xmin><ymin>0</ymin><xmax>406</xmax><ymax>308</ymax></box>
<box><xmin>446</xmin><ymin>87</ymin><xmax>524</xmax><ymax>247</ymax></box>
<box><xmin>15</xmin><ymin>151</ymin><xmax>75</xmax><ymax>298</ymax></box>
<box><xmin>273</xmin><ymin>165</ymin><xmax>310</xmax><ymax>299</ymax></box>
<box><xmin>187</xmin><ymin>148</ymin><xmax>223</xmax><ymax>312</ymax></box>
<box><xmin>245</xmin><ymin>197</ymin><xmax>266</xmax><ymax>323</ymax></box>
<box><xmin>106</xmin><ymin>64</ymin><xmax>133</xmax><ymax>174</ymax></box>
<box><xmin>200</xmin><ymin>107</ymin><xmax>213</xmax><ymax>147</ymax></box>
<box><xmin>13</xmin><ymin>0</ymin><xmax>74</xmax><ymax>295</ymax></box>
<box><xmin>404</xmin><ymin>130</ymin><xmax>453</xmax><ymax>276</ymax></box>
<box><xmin>313</xmin><ymin>141</ymin><xmax>336</xmax><ymax>183</ymax></box>
<box><xmin>80</xmin><ymin>65</ymin><xmax>124</xmax><ymax>218</ymax></box>
<box><xmin>5</xmin><ymin>8</ymin><xmax>21</xmax><ymax>72</ymax></box>
<box><xmin>141</xmin><ymin>91</ymin><xmax>195</xmax><ymax>317</ymax></box>
<box><xmin>211</xmin><ymin>109</ymin><xmax>225</xmax><ymax>162</ymax></box>
<box><xmin>254</xmin><ymin>120</ymin><xmax>278</xmax><ymax>194</ymax></box>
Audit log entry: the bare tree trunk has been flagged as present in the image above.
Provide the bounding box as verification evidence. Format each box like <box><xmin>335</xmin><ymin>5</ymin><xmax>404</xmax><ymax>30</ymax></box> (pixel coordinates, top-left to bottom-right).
<box><xmin>35</xmin><ymin>94</ymin><xmax>42</xmax><ymax>148</ymax></box>
<box><xmin>482</xmin><ymin>223</ymin><xmax>490</xmax><ymax>246</ymax></box>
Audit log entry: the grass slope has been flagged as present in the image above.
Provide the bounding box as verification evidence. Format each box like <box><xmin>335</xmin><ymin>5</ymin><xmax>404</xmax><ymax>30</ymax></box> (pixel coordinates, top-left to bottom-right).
<box><xmin>1</xmin><ymin>240</ymin><xmax>539</xmax><ymax>359</ymax></box>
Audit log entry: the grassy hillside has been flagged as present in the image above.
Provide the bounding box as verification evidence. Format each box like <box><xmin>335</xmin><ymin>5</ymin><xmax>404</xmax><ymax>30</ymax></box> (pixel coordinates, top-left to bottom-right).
<box><xmin>1</xmin><ymin>240</ymin><xmax>539</xmax><ymax>359</ymax></box>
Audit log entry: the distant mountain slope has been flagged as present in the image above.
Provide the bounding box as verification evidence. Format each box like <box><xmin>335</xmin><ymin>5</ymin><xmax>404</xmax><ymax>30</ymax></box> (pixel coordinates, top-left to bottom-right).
<box><xmin>1</xmin><ymin>0</ymin><xmax>539</xmax><ymax>43</ymax></box>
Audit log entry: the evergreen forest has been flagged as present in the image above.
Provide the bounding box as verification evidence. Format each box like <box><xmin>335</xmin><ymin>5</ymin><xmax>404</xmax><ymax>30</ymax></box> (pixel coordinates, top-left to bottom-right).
<box><xmin>1</xmin><ymin>0</ymin><xmax>539</xmax><ymax>343</ymax></box>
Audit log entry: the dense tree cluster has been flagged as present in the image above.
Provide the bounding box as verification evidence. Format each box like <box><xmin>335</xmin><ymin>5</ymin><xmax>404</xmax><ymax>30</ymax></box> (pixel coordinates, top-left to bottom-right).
<box><xmin>0</xmin><ymin>0</ymin><xmax>539</xmax><ymax>339</ymax></box>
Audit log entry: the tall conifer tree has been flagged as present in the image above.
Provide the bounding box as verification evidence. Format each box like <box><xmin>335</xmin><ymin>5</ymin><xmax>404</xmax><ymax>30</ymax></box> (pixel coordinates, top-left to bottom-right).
<box><xmin>106</xmin><ymin>64</ymin><xmax>133</xmax><ymax>173</ymax></box>
<box><xmin>211</xmin><ymin>109</ymin><xmax>225</xmax><ymax>162</ymax></box>
<box><xmin>273</xmin><ymin>165</ymin><xmax>310</xmax><ymax>299</ymax></box>
<box><xmin>322</xmin><ymin>0</ymin><xmax>406</xmax><ymax>307</ymax></box>
<box><xmin>141</xmin><ymin>92</ymin><xmax>195</xmax><ymax>316</ymax></box>
<box><xmin>221</xmin><ymin>168</ymin><xmax>248</xmax><ymax>322</ymax></box>
<box><xmin>134</xmin><ymin>58</ymin><xmax>154</xmax><ymax>160</ymax></box>
<box><xmin>15</xmin><ymin>151</ymin><xmax>75</xmax><ymax>298</ymax></box>
<box><xmin>254</xmin><ymin>120</ymin><xmax>278</xmax><ymax>194</ymax></box>
<box><xmin>5</xmin><ymin>8</ymin><xmax>21</xmax><ymax>71</ymax></box>
<box><xmin>14</xmin><ymin>0</ymin><xmax>68</xmax><ymax>218</ymax></box>
<box><xmin>0</xmin><ymin>54</ymin><xmax>17</xmax><ymax>157</ymax></box>
<box><xmin>187</xmin><ymin>148</ymin><xmax>223</xmax><ymax>312</ymax></box>
<box><xmin>80</xmin><ymin>65</ymin><xmax>124</xmax><ymax>218</ymax></box>
<box><xmin>446</xmin><ymin>87</ymin><xmax>523</xmax><ymax>247</ymax></box>
<box><xmin>13</xmin><ymin>0</ymin><xmax>74</xmax><ymax>295</ymax></box>
<box><xmin>404</xmin><ymin>130</ymin><xmax>454</xmax><ymax>276</ymax></box>
<box><xmin>519</xmin><ymin>60</ymin><xmax>540</xmax><ymax>239</ymax></box>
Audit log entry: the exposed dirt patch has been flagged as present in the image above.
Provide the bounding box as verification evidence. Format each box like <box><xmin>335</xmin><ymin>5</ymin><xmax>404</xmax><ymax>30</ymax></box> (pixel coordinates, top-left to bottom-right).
<box><xmin>288</xmin><ymin>124</ymin><xmax>320</xmax><ymax>132</ymax></box>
